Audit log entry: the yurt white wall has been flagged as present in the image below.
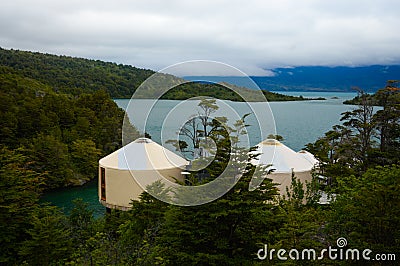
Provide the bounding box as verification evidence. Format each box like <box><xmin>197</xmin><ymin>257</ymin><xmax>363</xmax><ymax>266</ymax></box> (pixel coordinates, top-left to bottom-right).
<box><xmin>254</xmin><ymin>139</ymin><xmax>317</xmax><ymax>197</ymax></box>
<box><xmin>268</xmin><ymin>171</ymin><xmax>313</xmax><ymax>197</ymax></box>
<box><xmin>98</xmin><ymin>167</ymin><xmax>185</xmax><ymax>210</ymax></box>
<box><xmin>98</xmin><ymin>138</ymin><xmax>188</xmax><ymax>210</ymax></box>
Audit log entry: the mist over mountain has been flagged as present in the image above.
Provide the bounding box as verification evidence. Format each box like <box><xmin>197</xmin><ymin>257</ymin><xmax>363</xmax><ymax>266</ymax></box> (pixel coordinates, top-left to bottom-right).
<box><xmin>185</xmin><ymin>65</ymin><xmax>400</xmax><ymax>93</ymax></box>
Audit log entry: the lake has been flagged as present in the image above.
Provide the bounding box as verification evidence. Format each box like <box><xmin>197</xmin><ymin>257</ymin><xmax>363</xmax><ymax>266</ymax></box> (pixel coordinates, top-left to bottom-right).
<box><xmin>42</xmin><ymin>91</ymin><xmax>358</xmax><ymax>216</ymax></box>
<box><xmin>116</xmin><ymin>91</ymin><xmax>358</xmax><ymax>151</ymax></box>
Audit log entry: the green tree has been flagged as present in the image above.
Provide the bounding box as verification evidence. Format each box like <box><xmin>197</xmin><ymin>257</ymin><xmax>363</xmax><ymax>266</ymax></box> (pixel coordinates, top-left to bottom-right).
<box><xmin>67</xmin><ymin>198</ymin><xmax>99</xmax><ymax>265</ymax></box>
<box><xmin>19</xmin><ymin>206</ymin><xmax>72</xmax><ymax>265</ymax></box>
<box><xmin>0</xmin><ymin>147</ymin><xmax>42</xmax><ymax>264</ymax></box>
<box><xmin>71</xmin><ymin>139</ymin><xmax>102</xmax><ymax>181</ymax></box>
<box><xmin>327</xmin><ymin>165</ymin><xmax>400</xmax><ymax>256</ymax></box>
<box><xmin>198</xmin><ymin>98</ymin><xmax>219</xmax><ymax>138</ymax></box>
<box><xmin>372</xmin><ymin>81</ymin><xmax>400</xmax><ymax>164</ymax></box>
<box><xmin>69</xmin><ymin>198</ymin><xmax>95</xmax><ymax>243</ymax></box>
<box><xmin>306</xmin><ymin>125</ymin><xmax>356</xmax><ymax>182</ymax></box>
<box><xmin>273</xmin><ymin>174</ymin><xmax>326</xmax><ymax>262</ymax></box>
<box><xmin>24</xmin><ymin>134</ymin><xmax>74</xmax><ymax>188</ymax></box>
<box><xmin>168</xmin><ymin>98</ymin><xmax>222</xmax><ymax>159</ymax></box>
<box><xmin>153</xmin><ymin>114</ymin><xmax>280</xmax><ymax>264</ymax></box>
<box><xmin>155</xmin><ymin>167</ymin><xmax>278</xmax><ymax>265</ymax></box>
<box><xmin>115</xmin><ymin>189</ymin><xmax>170</xmax><ymax>265</ymax></box>
<box><xmin>340</xmin><ymin>89</ymin><xmax>376</xmax><ymax>171</ymax></box>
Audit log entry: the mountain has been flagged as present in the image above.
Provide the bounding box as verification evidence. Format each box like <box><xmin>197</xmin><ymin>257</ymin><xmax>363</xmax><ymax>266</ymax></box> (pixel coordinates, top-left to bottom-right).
<box><xmin>254</xmin><ymin>66</ymin><xmax>400</xmax><ymax>92</ymax></box>
<box><xmin>185</xmin><ymin>65</ymin><xmax>400</xmax><ymax>93</ymax></box>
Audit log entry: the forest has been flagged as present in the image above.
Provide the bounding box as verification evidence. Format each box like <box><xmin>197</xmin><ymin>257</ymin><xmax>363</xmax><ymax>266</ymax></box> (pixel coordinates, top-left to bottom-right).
<box><xmin>0</xmin><ymin>66</ymin><xmax>140</xmax><ymax>189</ymax></box>
<box><xmin>0</xmin><ymin>48</ymin><xmax>399</xmax><ymax>265</ymax></box>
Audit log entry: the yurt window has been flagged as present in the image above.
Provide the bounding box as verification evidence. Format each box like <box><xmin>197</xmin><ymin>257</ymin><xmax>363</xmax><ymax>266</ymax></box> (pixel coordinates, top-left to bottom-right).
<box><xmin>100</xmin><ymin>167</ymin><xmax>106</xmax><ymax>201</ymax></box>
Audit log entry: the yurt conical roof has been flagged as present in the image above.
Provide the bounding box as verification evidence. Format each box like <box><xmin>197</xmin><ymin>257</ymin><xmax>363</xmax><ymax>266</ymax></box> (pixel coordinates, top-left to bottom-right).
<box><xmin>99</xmin><ymin>138</ymin><xmax>188</xmax><ymax>170</ymax></box>
<box><xmin>297</xmin><ymin>150</ymin><xmax>319</xmax><ymax>166</ymax></box>
<box><xmin>255</xmin><ymin>139</ymin><xmax>314</xmax><ymax>173</ymax></box>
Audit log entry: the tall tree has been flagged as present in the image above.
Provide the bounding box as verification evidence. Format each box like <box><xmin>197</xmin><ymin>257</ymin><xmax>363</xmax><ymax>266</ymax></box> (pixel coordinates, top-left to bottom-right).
<box><xmin>340</xmin><ymin>88</ymin><xmax>375</xmax><ymax>170</ymax></box>
<box><xmin>373</xmin><ymin>81</ymin><xmax>400</xmax><ymax>163</ymax></box>
<box><xmin>0</xmin><ymin>147</ymin><xmax>42</xmax><ymax>264</ymax></box>
<box><xmin>152</xmin><ymin>114</ymin><xmax>280</xmax><ymax>264</ymax></box>
<box><xmin>198</xmin><ymin>98</ymin><xmax>219</xmax><ymax>139</ymax></box>
<box><xmin>168</xmin><ymin>98</ymin><xmax>220</xmax><ymax>159</ymax></box>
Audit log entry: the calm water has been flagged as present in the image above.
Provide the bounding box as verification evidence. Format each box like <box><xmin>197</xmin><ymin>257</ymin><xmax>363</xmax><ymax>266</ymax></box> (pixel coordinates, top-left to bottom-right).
<box><xmin>116</xmin><ymin>91</ymin><xmax>358</xmax><ymax>151</ymax></box>
<box><xmin>42</xmin><ymin>91</ymin><xmax>357</xmax><ymax>215</ymax></box>
<box><xmin>41</xmin><ymin>178</ymin><xmax>105</xmax><ymax>217</ymax></box>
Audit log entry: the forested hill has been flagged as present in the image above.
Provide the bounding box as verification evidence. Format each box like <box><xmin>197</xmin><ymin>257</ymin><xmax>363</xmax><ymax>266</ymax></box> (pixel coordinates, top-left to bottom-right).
<box><xmin>0</xmin><ymin>48</ymin><xmax>311</xmax><ymax>101</ymax></box>
<box><xmin>0</xmin><ymin>66</ymin><xmax>140</xmax><ymax>189</ymax></box>
<box><xmin>0</xmin><ymin>47</ymin><xmax>155</xmax><ymax>98</ymax></box>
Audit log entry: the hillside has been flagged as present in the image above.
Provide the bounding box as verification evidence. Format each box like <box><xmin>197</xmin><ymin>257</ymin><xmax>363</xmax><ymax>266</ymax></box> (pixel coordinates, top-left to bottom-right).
<box><xmin>0</xmin><ymin>47</ymin><xmax>155</xmax><ymax>98</ymax></box>
<box><xmin>0</xmin><ymin>48</ymin><xmax>312</xmax><ymax>101</ymax></box>
<box><xmin>0</xmin><ymin>66</ymin><xmax>140</xmax><ymax>189</ymax></box>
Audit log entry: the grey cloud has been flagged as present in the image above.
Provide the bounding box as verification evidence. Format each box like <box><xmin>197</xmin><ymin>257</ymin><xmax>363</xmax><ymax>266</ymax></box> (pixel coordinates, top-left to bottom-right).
<box><xmin>0</xmin><ymin>0</ymin><xmax>399</xmax><ymax>75</ymax></box>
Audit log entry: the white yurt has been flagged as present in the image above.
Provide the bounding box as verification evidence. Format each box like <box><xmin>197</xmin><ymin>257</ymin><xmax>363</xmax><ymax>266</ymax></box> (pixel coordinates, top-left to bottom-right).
<box><xmin>254</xmin><ymin>139</ymin><xmax>318</xmax><ymax>196</ymax></box>
<box><xmin>99</xmin><ymin>138</ymin><xmax>188</xmax><ymax>210</ymax></box>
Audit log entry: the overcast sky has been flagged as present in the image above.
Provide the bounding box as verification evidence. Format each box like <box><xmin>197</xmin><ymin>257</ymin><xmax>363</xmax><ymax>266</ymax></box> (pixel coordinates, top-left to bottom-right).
<box><xmin>1</xmin><ymin>0</ymin><xmax>399</xmax><ymax>75</ymax></box>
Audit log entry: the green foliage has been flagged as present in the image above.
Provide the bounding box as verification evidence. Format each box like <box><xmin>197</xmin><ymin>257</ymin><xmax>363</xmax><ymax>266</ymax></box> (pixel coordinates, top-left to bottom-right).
<box><xmin>151</xmin><ymin>114</ymin><xmax>281</xmax><ymax>264</ymax></box>
<box><xmin>304</xmin><ymin>82</ymin><xmax>400</xmax><ymax>263</ymax></box>
<box><xmin>0</xmin><ymin>47</ymin><xmax>154</xmax><ymax>98</ymax></box>
<box><xmin>66</xmin><ymin>199</ymin><xmax>100</xmax><ymax>265</ymax></box>
<box><xmin>69</xmin><ymin>198</ymin><xmax>95</xmax><ymax>241</ymax></box>
<box><xmin>0</xmin><ymin>68</ymin><xmax>140</xmax><ymax>189</ymax></box>
<box><xmin>307</xmin><ymin>82</ymin><xmax>400</xmax><ymax>180</ymax></box>
<box><xmin>342</xmin><ymin>83</ymin><xmax>400</xmax><ymax>167</ymax></box>
<box><xmin>0</xmin><ymin>147</ymin><xmax>42</xmax><ymax>264</ymax></box>
<box><xmin>343</xmin><ymin>81</ymin><xmax>400</xmax><ymax>106</ymax></box>
<box><xmin>19</xmin><ymin>206</ymin><xmax>72</xmax><ymax>265</ymax></box>
<box><xmin>115</xmin><ymin>192</ymin><xmax>170</xmax><ymax>265</ymax></box>
<box><xmin>0</xmin><ymin>49</ymin><xmax>144</xmax><ymax>264</ymax></box>
<box><xmin>25</xmin><ymin>134</ymin><xmax>74</xmax><ymax>188</ymax></box>
<box><xmin>70</xmin><ymin>139</ymin><xmax>102</xmax><ymax>179</ymax></box>
<box><xmin>327</xmin><ymin>165</ymin><xmax>400</xmax><ymax>256</ymax></box>
<box><xmin>155</xmin><ymin>168</ymin><xmax>279</xmax><ymax>265</ymax></box>
<box><xmin>273</xmin><ymin>174</ymin><xmax>326</xmax><ymax>263</ymax></box>
<box><xmin>372</xmin><ymin>83</ymin><xmax>400</xmax><ymax>163</ymax></box>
